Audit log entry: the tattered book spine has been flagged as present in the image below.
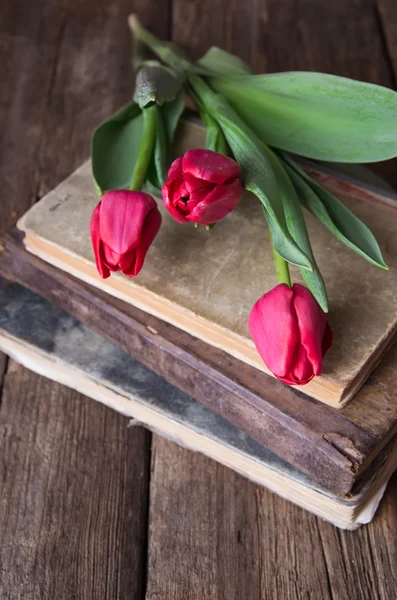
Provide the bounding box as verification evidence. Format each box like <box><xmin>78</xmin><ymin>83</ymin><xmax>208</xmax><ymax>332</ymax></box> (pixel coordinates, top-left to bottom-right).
<box><xmin>1</xmin><ymin>229</ymin><xmax>396</xmax><ymax>497</ymax></box>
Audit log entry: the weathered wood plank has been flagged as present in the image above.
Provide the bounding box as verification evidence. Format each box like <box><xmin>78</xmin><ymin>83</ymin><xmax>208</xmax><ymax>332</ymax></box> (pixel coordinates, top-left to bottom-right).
<box><xmin>0</xmin><ymin>0</ymin><xmax>66</xmax><ymax>234</ymax></box>
<box><xmin>0</xmin><ymin>362</ymin><xmax>151</xmax><ymax>600</ymax></box>
<box><xmin>0</xmin><ymin>1</ymin><xmax>171</xmax><ymax>598</ymax></box>
<box><xmin>2</xmin><ymin>1</ymin><xmax>397</xmax><ymax>599</ymax></box>
<box><xmin>0</xmin><ymin>0</ymin><xmax>171</xmax><ymax>232</ymax></box>
<box><xmin>313</xmin><ymin>472</ymin><xmax>397</xmax><ymax>600</ymax></box>
<box><xmin>172</xmin><ymin>0</ymin><xmax>393</xmax><ymax>79</ymax></box>
<box><xmin>376</xmin><ymin>0</ymin><xmax>397</xmax><ymax>85</ymax></box>
<box><xmin>23</xmin><ymin>0</ymin><xmax>171</xmax><ymax>200</ymax></box>
<box><xmin>146</xmin><ymin>436</ymin><xmax>397</xmax><ymax>600</ymax></box>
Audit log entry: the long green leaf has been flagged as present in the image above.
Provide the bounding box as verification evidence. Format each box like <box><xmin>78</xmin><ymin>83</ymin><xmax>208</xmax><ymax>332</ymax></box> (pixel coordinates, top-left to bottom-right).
<box><xmin>265</xmin><ymin>150</ymin><xmax>328</xmax><ymax>311</ymax></box>
<box><xmin>162</xmin><ymin>88</ymin><xmax>186</xmax><ymax>145</ymax></box>
<box><xmin>200</xmin><ymin>112</ymin><xmax>228</xmax><ymax>154</ymax></box>
<box><xmin>91</xmin><ymin>101</ymin><xmax>144</xmax><ymax>194</ymax></box>
<box><xmin>147</xmin><ymin>89</ymin><xmax>186</xmax><ymax>192</ymax></box>
<box><xmin>318</xmin><ymin>162</ymin><xmax>395</xmax><ymax>193</ymax></box>
<box><xmin>211</xmin><ymin>72</ymin><xmax>397</xmax><ymax>162</ymax></box>
<box><xmin>196</xmin><ymin>47</ymin><xmax>252</xmax><ymax>76</ymax></box>
<box><xmin>282</xmin><ymin>154</ymin><xmax>388</xmax><ymax>270</ymax></box>
<box><xmin>148</xmin><ymin>107</ymin><xmax>167</xmax><ymax>190</ymax></box>
<box><xmin>189</xmin><ymin>76</ymin><xmax>313</xmax><ymax>270</ymax></box>
<box><xmin>129</xmin><ymin>15</ymin><xmax>196</xmax><ymax>74</ymax></box>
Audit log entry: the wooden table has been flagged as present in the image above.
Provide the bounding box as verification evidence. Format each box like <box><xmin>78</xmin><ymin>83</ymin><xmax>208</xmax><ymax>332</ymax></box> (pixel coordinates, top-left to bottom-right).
<box><xmin>1</xmin><ymin>1</ymin><xmax>397</xmax><ymax>598</ymax></box>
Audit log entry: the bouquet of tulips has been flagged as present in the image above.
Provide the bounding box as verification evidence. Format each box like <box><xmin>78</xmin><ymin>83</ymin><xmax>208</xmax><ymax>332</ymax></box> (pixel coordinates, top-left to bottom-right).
<box><xmin>90</xmin><ymin>16</ymin><xmax>396</xmax><ymax>387</ymax></box>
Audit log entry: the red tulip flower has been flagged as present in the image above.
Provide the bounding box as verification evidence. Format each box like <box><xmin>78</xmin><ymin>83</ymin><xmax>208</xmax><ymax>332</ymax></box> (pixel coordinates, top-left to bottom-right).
<box><xmin>162</xmin><ymin>149</ymin><xmax>243</xmax><ymax>225</ymax></box>
<box><xmin>249</xmin><ymin>283</ymin><xmax>332</xmax><ymax>386</ymax></box>
<box><xmin>90</xmin><ymin>190</ymin><xmax>161</xmax><ymax>279</ymax></box>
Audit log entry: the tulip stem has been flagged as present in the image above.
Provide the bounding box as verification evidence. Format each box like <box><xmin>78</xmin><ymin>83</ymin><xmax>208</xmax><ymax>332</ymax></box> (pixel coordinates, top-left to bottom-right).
<box><xmin>272</xmin><ymin>243</ymin><xmax>292</xmax><ymax>287</ymax></box>
<box><xmin>128</xmin><ymin>15</ymin><xmax>192</xmax><ymax>73</ymax></box>
<box><xmin>129</xmin><ymin>104</ymin><xmax>157</xmax><ymax>192</ymax></box>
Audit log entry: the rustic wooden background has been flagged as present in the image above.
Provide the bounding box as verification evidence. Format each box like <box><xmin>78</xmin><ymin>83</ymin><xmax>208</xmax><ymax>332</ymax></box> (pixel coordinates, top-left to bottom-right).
<box><xmin>1</xmin><ymin>0</ymin><xmax>397</xmax><ymax>598</ymax></box>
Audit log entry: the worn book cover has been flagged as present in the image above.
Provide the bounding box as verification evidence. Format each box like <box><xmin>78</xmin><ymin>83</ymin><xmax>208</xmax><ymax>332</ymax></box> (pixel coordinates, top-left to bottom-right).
<box><xmin>16</xmin><ymin>119</ymin><xmax>397</xmax><ymax>407</ymax></box>
<box><xmin>1</xmin><ymin>232</ymin><xmax>397</xmax><ymax>497</ymax></box>
<box><xmin>0</xmin><ymin>277</ymin><xmax>396</xmax><ymax>530</ymax></box>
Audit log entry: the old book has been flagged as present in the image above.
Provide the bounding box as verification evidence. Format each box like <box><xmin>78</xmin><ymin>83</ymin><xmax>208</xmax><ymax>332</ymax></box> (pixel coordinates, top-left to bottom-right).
<box><xmin>16</xmin><ymin>117</ymin><xmax>397</xmax><ymax>408</ymax></box>
<box><xmin>1</xmin><ymin>230</ymin><xmax>397</xmax><ymax>497</ymax></box>
<box><xmin>0</xmin><ymin>277</ymin><xmax>396</xmax><ymax>530</ymax></box>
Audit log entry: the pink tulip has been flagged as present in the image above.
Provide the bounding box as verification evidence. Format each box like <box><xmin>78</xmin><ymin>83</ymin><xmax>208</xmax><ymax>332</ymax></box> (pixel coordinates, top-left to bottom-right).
<box><xmin>249</xmin><ymin>283</ymin><xmax>332</xmax><ymax>385</ymax></box>
<box><xmin>90</xmin><ymin>190</ymin><xmax>161</xmax><ymax>279</ymax></box>
<box><xmin>162</xmin><ymin>149</ymin><xmax>243</xmax><ymax>225</ymax></box>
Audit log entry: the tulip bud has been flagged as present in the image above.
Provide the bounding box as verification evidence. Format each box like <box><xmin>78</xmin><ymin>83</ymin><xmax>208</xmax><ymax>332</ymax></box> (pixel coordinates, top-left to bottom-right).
<box><xmin>162</xmin><ymin>149</ymin><xmax>243</xmax><ymax>226</ymax></box>
<box><xmin>249</xmin><ymin>283</ymin><xmax>332</xmax><ymax>386</ymax></box>
<box><xmin>90</xmin><ymin>190</ymin><xmax>161</xmax><ymax>279</ymax></box>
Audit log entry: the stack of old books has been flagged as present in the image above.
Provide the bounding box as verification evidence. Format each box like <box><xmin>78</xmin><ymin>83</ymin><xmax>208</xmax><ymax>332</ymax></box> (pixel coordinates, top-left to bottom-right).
<box><xmin>1</xmin><ymin>118</ymin><xmax>397</xmax><ymax>529</ymax></box>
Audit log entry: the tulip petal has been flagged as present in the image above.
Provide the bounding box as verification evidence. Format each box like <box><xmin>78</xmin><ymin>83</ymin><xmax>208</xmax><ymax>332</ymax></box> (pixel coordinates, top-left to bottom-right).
<box><xmin>100</xmin><ymin>190</ymin><xmax>157</xmax><ymax>255</ymax></box>
<box><xmin>277</xmin><ymin>371</ymin><xmax>315</xmax><ymax>386</ymax></box>
<box><xmin>322</xmin><ymin>322</ymin><xmax>333</xmax><ymax>355</ymax></box>
<box><xmin>184</xmin><ymin>177</ymin><xmax>216</xmax><ymax>195</ymax></box>
<box><xmin>182</xmin><ymin>149</ymin><xmax>241</xmax><ymax>185</ymax></box>
<box><xmin>164</xmin><ymin>159</ymin><xmax>185</xmax><ymax>199</ymax></box>
<box><xmin>134</xmin><ymin>207</ymin><xmax>162</xmax><ymax>275</ymax></box>
<box><xmin>292</xmin><ymin>283</ymin><xmax>328</xmax><ymax>376</ymax></box>
<box><xmin>291</xmin><ymin>345</ymin><xmax>314</xmax><ymax>384</ymax></box>
<box><xmin>162</xmin><ymin>159</ymin><xmax>190</xmax><ymax>223</ymax></box>
<box><xmin>117</xmin><ymin>249</ymin><xmax>136</xmax><ymax>276</ymax></box>
<box><xmin>90</xmin><ymin>202</ymin><xmax>110</xmax><ymax>279</ymax></box>
<box><xmin>102</xmin><ymin>243</ymin><xmax>122</xmax><ymax>271</ymax></box>
<box><xmin>248</xmin><ymin>284</ymin><xmax>300</xmax><ymax>380</ymax></box>
<box><xmin>187</xmin><ymin>179</ymin><xmax>243</xmax><ymax>225</ymax></box>
<box><xmin>167</xmin><ymin>156</ymin><xmax>183</xmax><ymax>182</ymax></box>
<box><xmin>162</xmin><ymin>183</ymin><xmax>189</xmax><ymax>222</ymax></box>
<box><xmin>249</xmin><ymin>283</ymin><xmax>332</xmax><ymax>386</ymax></box>
<box><xmin>121</xmin><ymin>207</ymin><xmax>162</xmax><ymax>276</ymax></box>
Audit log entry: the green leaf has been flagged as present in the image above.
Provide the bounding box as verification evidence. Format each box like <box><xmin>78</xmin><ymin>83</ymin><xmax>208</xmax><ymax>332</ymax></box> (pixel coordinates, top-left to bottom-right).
<box><xmin>265</xmin><ymin>150</ymin><xmax>328</xmax><ymax>311</ymax></box>
<box><xmin>196</xmin><ymin>47</ymin><xmax>252</xmax><ymax>76</ymax></box>
<box><xmin>129</xmin><ymin>15</ymin><xmax>195</xmax><ymax>74</ymax></box>
<box><xmin>133</xmin><ymin>61</ymin><xmax>183</xmax><ymax>108</ymax></box>
<box><xmin>317</xmin><ymin>162</ymin><xmax>396</xmax><ymax>193</ymax></box>
<box><xmin>91</xmin><ymin>101</ymin><xmax>144</xmax><ymax>194</ymax></box>
<box><xmin>201</xmin><ymin>112</ymin><xmax>228</xmax><ymax>154</ymax></box>
<box><xmin>211</xmin><ymin>72</ymin><xmax>397</xmax><ymax>162</ymax></box>
<box><xmin>282</xmin><ymin>154</ymin><xmax>388</xmax><ymax>270</ymax></box>
<box><xmin>162</xmin><ymin>87</ymin><xmax>186</xmax><ymax>145</ymax></box>
<box><xmin>189</xmin><ymin>76</ymin><xmax>313</xmax><ymax>270</ymax></box>
<box><xmin>147</xmin><ymin>89</ymin><xmax>186</xmax><ymax>191</ymax></box>
<box><xmin>147</xmin><ymin>108</ymin><xmax>167</xmax><ymax>190</ymax></box>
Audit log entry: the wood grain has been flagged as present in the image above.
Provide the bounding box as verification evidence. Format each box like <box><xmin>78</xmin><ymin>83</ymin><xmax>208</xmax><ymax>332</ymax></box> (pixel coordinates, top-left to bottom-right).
<box><xmin>172</xmin><ymin>0</ymin><xmax>393</xmax><ymax>79</ymax></box>
<box><xmin>258</xmin><ymin>0</ymin><xmax>393</xmax><ymax>82</ymax></box>
<box><xmin>146</xmin><ymin>436</ymin><xmax>397</xmax><ymax>600</ymax></box>
<box><xmin>0</xmin><ymin>1</ymin><xmax>170</xmax><ymax>598</ymax></box>
<box><xmin>376</xmin><ymin>0</ymin><xmax>397</xmax><ymax>86</ymax></box>
<box><xmin>28</xmin><ymin>0</ymin><xmax>171</xmax><ymax>200</ymax></box>
<box><xmin>0</xmin><ymin>362</ymin><xmax>151</xmax><ymax>600</ymax></box>
<box><xmin>0</xmin><ymin>0</ymin><xmax>67</xmax><ymax>234</ymax></box>
<box><xmin>0</xmin><ymin>0</ymin><xmax>171</xmax><ymax>235</ymax></box>
<box><xmin>2</xmin><ymin>0</ymin><xmax>397</xmax><ymax>598</ymax></box>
